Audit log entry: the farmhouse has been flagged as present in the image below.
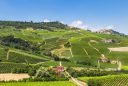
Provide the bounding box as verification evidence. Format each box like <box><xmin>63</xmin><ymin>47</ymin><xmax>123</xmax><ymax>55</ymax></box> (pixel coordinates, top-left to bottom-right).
<box><xmin>100</xmin><ymin>54</ymin><xmax>110</xmax><ymax>63</ymax></box>
<box><xmin>53</xmin><ymin>66</ymin><xmax>64</xmax><ymax>73</ymax></box>
<box><xmin>102</xmin><ymin>39</ymin><xmax>116</xmax><ymax>43</ymax></box>
<box><xmin>53</xmin><ymin>62</ymin><xmax>64</xmax><ymax>73</ymax></box>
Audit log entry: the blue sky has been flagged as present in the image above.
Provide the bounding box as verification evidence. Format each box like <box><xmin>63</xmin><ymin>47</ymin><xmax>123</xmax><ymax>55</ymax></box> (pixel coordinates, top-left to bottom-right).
<box><xmin>0</xmin><ymin>0</ymin><xmax>128</xmax><ymax>34</ymax></box>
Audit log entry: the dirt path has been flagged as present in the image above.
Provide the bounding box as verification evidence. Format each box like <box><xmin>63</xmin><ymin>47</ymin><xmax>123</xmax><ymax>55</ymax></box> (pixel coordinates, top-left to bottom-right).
<box><xmin>83</xmin><ymin>48</ymin><xmax>91</xmax><ymax>59</ymax></box>
<box><xmin>60</xmin><ymin>61</ymin><xmax>87</xmax><ymax>86</ymax></box>
<box><xmin>35</xmin><ymin>66</ymin><xmax>43</xmax><ymax>78</ymax></box>
<box><xmin>65</xmin><ymin>71</ymin><xmax>87</xmax><ymax>86</ymax></box>
<box><xmin>117</xmin><ymin>61</ymin><xmax>122</xmax><ymax>71</ymax></box>
<box><xmin>6</xmin><ymin>50</ymin><xmax>10</xmax><ymax>60</ymax></box>
<box><xmin>70</xmin><ymin>48</ymin><xmax>74</xmax><ymax>57</ymax></box>
<box><xmin>108</xmin><ymin>47</ymin><xmax>128</xmax><ymax>52</ymax></box>
<box><xmin>88</xmin><ymin>42</ymin><xmax>106</xmax><ymax>58</ymax></box>
<box><xmin>88</xmin><ymin>42</ymin><xmax>101</xmax><ymax>54</ymax></box>
<box><xmin>59</xmin><ymin>61</ymin><xmax>62</xmax><ymax>66</ymax></box>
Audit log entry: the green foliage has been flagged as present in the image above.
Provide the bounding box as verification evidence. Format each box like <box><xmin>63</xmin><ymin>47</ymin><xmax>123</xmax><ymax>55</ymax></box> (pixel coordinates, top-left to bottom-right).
<box><xmin>88</xmin><ymin>79</ymin><xmax>102</xmax><ymax>86</ymax></box>
<box><xmin>34</xmin><ymin>67</ymin><xmax>68</xmax><ymax>81</ymax></box>
<box><xmin>0</xmin><ymin>21</ymin><xmax>68</xmax><ymax>30</ymax></box>
<box><xmin>64</xmin><ymin>42</ymin><xmax>71</xmax><ymax>47</ymax></box>
<box><xmin>67</xmin><ymin>67</ymin><xmax>124</xmax><ymax>78</ymax></box>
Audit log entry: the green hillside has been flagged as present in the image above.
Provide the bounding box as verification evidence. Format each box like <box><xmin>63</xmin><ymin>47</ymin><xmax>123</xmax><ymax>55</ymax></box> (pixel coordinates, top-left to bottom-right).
<box><xmin>0</xmin><ymin>21</ymin><xmax>128</xmax><ymax>69</ymax></box>
<box><xmin>0</xmin><ymin>21</ymin><xmax>128</xmax><ymax>85</ymax></box>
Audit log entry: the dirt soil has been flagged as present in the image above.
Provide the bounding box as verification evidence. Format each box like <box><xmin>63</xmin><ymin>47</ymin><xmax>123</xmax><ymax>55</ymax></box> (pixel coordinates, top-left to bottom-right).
<box><xmin>0</xmin><ymin>73</ymin><xmax>30</xmax><ymax>81</ymax></box>
<box><xmin>108</xmin><ymin>47</ymin><xmax>128</xmax><ymax>52</ymax></box>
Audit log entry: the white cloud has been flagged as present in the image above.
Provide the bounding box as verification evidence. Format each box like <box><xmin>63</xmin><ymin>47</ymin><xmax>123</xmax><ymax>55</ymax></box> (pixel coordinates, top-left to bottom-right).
<box><xmin>43</xmin><ymin>19</ymin><xmax>50</xmax><ymax>22</ymax></box>
<box><xmin>68</xmin><ymin>20</ymin><xmax>116</xmax><ymax>32</ymax></box>
<box><xmin>88</xmin><ymin>25</ymin><xmax>116</xmax><ymax>31</ymax></box>
<box><xmin>60</xmin><ymin>21</ymin><xmax>64</xmax><ymax>24</ymax></box>
<box><xmin>69</xmin><ymin>20</ymin><xmax>88</xmax><ymax>29</ymax></box>
<box><xmin>106</xmin><ymin>25</ymin><xmax>115</xmax><ymax>29</ymax></box>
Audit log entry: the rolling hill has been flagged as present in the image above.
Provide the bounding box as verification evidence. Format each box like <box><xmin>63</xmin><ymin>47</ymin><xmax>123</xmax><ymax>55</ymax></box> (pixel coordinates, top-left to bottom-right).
<box><xmin>0</xmin><ymin>20</ymin><xmax>128</xmax><ymax>85</ymax></box>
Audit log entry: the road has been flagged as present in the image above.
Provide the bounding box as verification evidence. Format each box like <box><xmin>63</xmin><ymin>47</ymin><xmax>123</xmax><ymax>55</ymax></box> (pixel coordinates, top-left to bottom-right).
<box><xmin>65</xmin><ymin>71</ymin><xmax>87</xmax><ymax>86</ymax></box>
<box><xmin>61</xmin><ymin>60</ymin><xmax>87</xmax><ymax>86</ymax></box>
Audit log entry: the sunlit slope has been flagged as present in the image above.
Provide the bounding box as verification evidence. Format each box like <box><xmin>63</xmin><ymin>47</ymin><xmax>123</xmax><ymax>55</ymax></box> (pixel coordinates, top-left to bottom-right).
<box><xmin>0</xmin><ymin>27</ymin><xmax>128</xmax><ymax>69</ymax></box>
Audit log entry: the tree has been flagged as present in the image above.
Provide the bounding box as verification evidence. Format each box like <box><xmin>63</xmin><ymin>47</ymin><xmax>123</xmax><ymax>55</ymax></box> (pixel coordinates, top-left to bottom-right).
<box><xmin>64</xmin><ymin>42</ymin><xmax>71</xmax><ymax>48</ymax></box>
<box><xmin>28</xmin><ymin>68</ymin><xmax>36</xmax><ymax>76</ymax></box>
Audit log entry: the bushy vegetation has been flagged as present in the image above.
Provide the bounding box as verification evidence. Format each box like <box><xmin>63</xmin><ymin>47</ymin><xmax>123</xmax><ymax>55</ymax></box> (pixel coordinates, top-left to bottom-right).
<box><xmin>67</xmin><ymin>67</ymin><xmax>127</xmax><ymax>78</ymax></box>
<box><xmin>34</xmin><ymin>67</ymin><xmax>68</xmax><ymax>81</ymax></box>
<box><xmin>0</xmin><ymin>21</ymin><xmax>68</xmax><ymax>30</ymax></box>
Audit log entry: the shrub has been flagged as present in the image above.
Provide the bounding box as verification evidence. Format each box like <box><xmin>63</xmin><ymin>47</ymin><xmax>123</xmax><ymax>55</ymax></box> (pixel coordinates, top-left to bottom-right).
<box><xmin>88</xmin><ymin>79</ymin><xmax>102</xmax><ymax>86</ymax></box>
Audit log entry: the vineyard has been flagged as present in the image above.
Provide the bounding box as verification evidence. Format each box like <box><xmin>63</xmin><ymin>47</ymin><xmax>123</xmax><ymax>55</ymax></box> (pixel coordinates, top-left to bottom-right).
<box><xmin>0</xmin><ymin>27</ymin><xmax>128</xmax><ymax>72</ymax></box>
<box><xmin>35</xmin><ymin>61</ymin><xmax>86</xmax><ymax>67</ymax></box>
<box><xmin>0</xmin><ymin>21</ymin><xmax>128</xmax><ymax>85</ymax></box>
<box><xmin>79</xmin><ymin>74</ymin><xmax>128</xmax><ymax>86</ymax></box>
<box><xmin>8</xmin><ymin>50</ymin><xmax>49</xmax><ymax>63</ymax></box>
<box><xmin>0</xmin><ymin>62</ymin><xmax>28</xmax><ymax>73</ymax></box>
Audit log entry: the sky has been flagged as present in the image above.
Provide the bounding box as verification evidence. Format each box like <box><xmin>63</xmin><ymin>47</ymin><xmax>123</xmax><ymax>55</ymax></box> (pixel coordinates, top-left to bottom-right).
<box><xmin>0</xmin><ymin>0</ymin><xmax>128</xmax><ymax>34</ymax></box>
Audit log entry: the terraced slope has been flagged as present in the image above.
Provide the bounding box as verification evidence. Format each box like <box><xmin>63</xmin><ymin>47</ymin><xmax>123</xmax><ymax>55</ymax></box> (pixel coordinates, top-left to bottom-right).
<box><xmin>0</xmin><ymin>27</ymin><xmax>128</xmax><ymax>71</ymax></box>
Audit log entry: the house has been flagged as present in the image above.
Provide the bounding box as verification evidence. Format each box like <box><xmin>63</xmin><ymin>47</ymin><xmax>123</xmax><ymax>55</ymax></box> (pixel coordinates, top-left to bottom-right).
<box><xmin>53</xmin><ymin>66</ymin><xmax>64</xmax><ymax>73</ymax></box>
<box><xmin>56</xmin><ymin>66</ymin><xmax>64</xmax><ymax>72</ymax></box>
<box><xmin>100</xmin><ymin>54</ymin><xmax>110</xmax><ymax>63</ymax></box>
<box><xmin>110</xmin><ymin>60</ymin><xmax>117</xmax><ymax>64</ymax></box>
<box><xmin>100</xmin><ymin>57</ymin><xmax>109</xmax><ymax>63</ymax></box>
<box><xmin>53</xmin><ymin>61</ymin><xmax>64</xmax><ymax>73</ymax></box>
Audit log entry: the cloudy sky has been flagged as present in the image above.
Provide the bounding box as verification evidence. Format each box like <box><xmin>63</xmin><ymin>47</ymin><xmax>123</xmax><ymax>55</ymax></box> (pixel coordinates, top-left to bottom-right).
<box><xmin>0</xmin><ymin>0</ymin><xmax>128</xmax><ymax>34</ymax></box>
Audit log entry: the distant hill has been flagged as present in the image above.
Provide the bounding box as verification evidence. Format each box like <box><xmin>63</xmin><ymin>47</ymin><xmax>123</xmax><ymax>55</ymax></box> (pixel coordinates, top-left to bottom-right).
<box><xmin>0</xmin><ymin>20</ymin><xmax>69</xmax><ymax>30</ymax></box>
<box><xmin>96</xmin><ymin>29</ymin><xmax>125</xmax><ymax>36</ymax></box>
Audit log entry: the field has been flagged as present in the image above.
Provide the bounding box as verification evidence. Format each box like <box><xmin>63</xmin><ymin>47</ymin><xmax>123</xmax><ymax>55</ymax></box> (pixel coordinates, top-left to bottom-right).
<box><xmin>0</xmin><ymin>62</ymin><xmax>28</xmax><ymax>73</ymax></box>
<box><xmin>108</xmin><ymin>47</ymin><xmax>128</xmax><ymax>52</ymax></box>
<box><xmin>8</xmin><ymin>50</ymin><xmax>49</xmax><ymax>63</ymax></box>
<box><xmin>0</xmin><ymin>81</ymin><xmax>76</xmax><ymax>86</ymax></box>
<box><xmin>78</xmin><ymin>74</ymin><xmax>128</xmax><ymax>86</ymax></box>
<box><xmin>0</xmin><ymin>73</ymin><xmax>30</xmax><ymax>81</ymax></box>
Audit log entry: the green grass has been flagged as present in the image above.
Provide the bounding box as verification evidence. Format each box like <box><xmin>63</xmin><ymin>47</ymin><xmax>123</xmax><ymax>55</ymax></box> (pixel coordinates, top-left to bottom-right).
<box><xmin>0</xmin><ymin>81</ymin><xmax>76</xmax><ymax>86</ymax></box>
<box><xmin>122</xmin><ymin>66</ymin><xmax>128</xmax><ymax>70</ymax></box>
